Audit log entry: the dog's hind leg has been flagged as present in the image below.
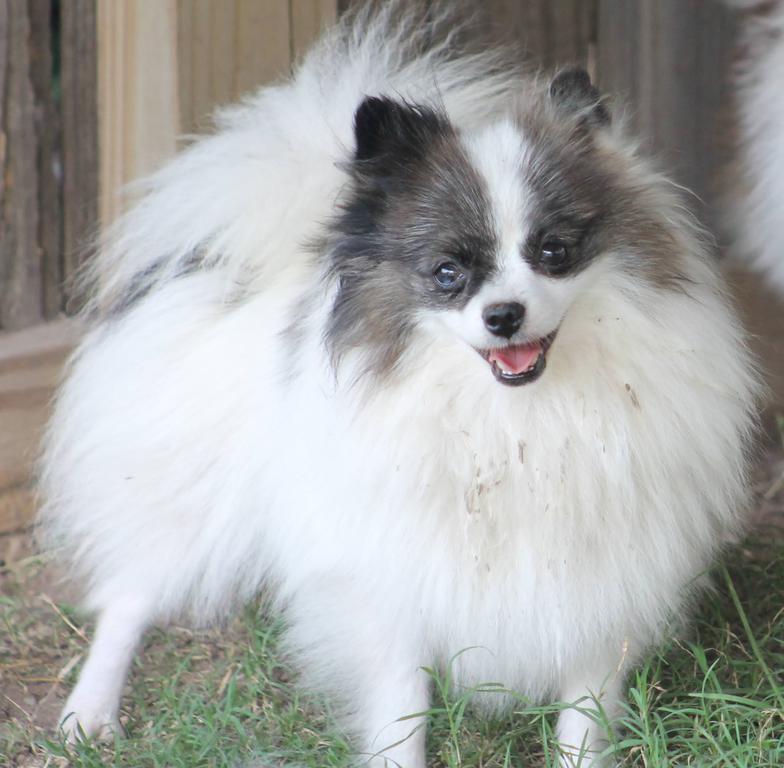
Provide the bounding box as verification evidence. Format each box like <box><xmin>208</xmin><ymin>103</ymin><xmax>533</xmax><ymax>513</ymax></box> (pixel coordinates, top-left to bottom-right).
<box><xmin>59</xmin><ymin>594</ymin><xmax>153</xmax><ymax>742</ymax></box>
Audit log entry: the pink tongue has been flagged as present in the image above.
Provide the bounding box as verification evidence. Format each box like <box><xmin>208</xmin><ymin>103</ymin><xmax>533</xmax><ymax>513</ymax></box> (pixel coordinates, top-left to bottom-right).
<box><xmin>490</xmin><ymin>343</ymin><xmax>541</xmax><ymax>374</ymax></box>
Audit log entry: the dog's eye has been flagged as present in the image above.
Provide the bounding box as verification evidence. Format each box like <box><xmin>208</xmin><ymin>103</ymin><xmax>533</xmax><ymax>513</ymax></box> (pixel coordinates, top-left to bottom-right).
<box><xmin>433</xmin><ymin>262</ymin><xmax>466</xmax><ymax>290</ymax></box>
<box><xmin>539</xmin><ymin>241</ymin><xmax>569</xmax><ymax>274</ymax></box>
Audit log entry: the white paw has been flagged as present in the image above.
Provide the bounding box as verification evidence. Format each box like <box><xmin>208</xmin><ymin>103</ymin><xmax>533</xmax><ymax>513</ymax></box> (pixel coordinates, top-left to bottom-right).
<box><xmin>365</xmin><ymin>754</ymin><xmax>425</xmax><ymax>768</ymax></box>
<box><xmin>59</xmin><ymin>696</ymin><xmax>122</xmax><ymax>743</ymax></box>
<box><xmin>558</xmin><ymin>746</ymin><xmax>615</xmax><ymax>768</ymax></box>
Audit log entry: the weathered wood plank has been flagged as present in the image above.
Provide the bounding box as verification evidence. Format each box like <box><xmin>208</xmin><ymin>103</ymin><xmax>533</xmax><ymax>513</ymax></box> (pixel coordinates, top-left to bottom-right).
<box><xmin>177</xmin><ymin>0</ymin><xmax>292</xmax><ymax>136</ymax></box>
<box><xmin>0</xmin><ymin>0</ymin><xmax>43</xmax><ymax>331</ymax></box>
<box><xmin>236</xmin><ymin>0</ymin><xmax>290</xmax><ymax>92</ymax></box>
<box><xmin>28</xmin><ymin>0</ymin><xmax>62</xmax><ymax>320</ymax></box>
<box><xmin>0</xmin><ymin>319</ymin><xmax>79</xmax><ymax>532</ymax></box>
<box><xmin>729</xmin><ymin>266</ymin><xmax>784</xmax><ymax>417</ymax></box>
<box><xmin>100</xmin><ymin>0</ymin><xmax>328</xmax><ymax>223</ymax></box>
<box><xmin>595</xmin><ymin>0</ymin><xmax>640</xmax><ymax>106</ymax></box>
<box><xmin>597</xmin><ymin>0</ymin><xmax>738</xmax><ymax>230</ymax></box>
<box><xmin>177</xmin><ymin>0</ymin><xmax>235</xmax><ymax>135</ymax></box>
<box><xmin>60</xmin><ymin>0</ymin><xmax>98</xmax><ymax>307</ymax></box>
<box><xmin>97</xmin><ymin>0</ymin><xmax>179</xmax><ymax>227</ymax></box>
<box><xmin>290</xmin><ymin>0</ymin><xmax>338</xmax><ymax>63</ymax></box>
<box><xmin>484</xmin><ymin>0</ymin><xmax>595</xmax><ymax>70</ymax></box>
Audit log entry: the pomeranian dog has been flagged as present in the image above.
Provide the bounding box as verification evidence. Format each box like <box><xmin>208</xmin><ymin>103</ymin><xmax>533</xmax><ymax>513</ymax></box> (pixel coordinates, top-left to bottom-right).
<box><xmin>39</xmin><ymin>5</ymin><xmax>759</xmax><ymax>767</ymax></box>
<box><xmin>726</xmin><ymin>0</ymin><xmax>784</xmax><ymax>293</ymax></box>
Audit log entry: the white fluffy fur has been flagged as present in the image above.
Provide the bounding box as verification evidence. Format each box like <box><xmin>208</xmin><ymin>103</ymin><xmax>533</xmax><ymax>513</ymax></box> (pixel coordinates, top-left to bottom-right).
<box><xmin>728</xmin><ymin>0</ymin><xmax>784</xmax><ymax>292</ymax></box>
<box><xmin>39</xmin><ymin>6</ymin><xmax>760</xmax><ymax>767</ymax></box>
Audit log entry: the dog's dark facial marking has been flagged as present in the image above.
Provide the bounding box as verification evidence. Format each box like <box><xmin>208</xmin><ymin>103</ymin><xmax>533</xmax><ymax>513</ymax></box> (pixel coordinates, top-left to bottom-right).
<box><xmin>520</xmin><ymin>81</ymin><xmax>690</xmax><ymax>289</ymax></box>
<box><xmin>325</xmin><ymin>85</ymin><xmax>691</xmax><ymax>384</ymax></box>
<box><xmin>520</xmin><ymin>116</ymin><xmax>611</xmax><ymax>280</ymax></box>
<box><xmin>549</xmin><ymin>67</ymin><xmax>610</xmax><ymax>130</ymax></box>
<box><xmin>521</xmin><ymin>128</ymin><xmax>690</xmax><ymax>287</ymax></box>
<box><xmin>325</xmin><ymin>98</ymin><xmax>497</xmax><ymax>380</ymax></box>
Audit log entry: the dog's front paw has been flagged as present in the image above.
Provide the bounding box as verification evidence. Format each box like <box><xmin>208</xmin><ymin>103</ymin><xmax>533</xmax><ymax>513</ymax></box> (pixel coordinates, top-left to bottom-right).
<box><xmin>58</xmin><ymin>694</ymin><xmax>123</xmax><ymax>743</ymax></box>
<box><xmin>558</xmin><ymin>745</ymin><xmax>616</xmax><ymax>768</ymax></box>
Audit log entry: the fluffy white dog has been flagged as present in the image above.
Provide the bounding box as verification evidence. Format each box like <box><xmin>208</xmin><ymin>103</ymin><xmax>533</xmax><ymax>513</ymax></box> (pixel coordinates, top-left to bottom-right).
<box><xmin>727</xmin><ymin>0</ymin><xmax>784</xmax><ymax>292</ymax></box>
<box><xmin>39</xmin><ymin>5</ymin><xmax>759</xmax><ymax>766</ymax></box>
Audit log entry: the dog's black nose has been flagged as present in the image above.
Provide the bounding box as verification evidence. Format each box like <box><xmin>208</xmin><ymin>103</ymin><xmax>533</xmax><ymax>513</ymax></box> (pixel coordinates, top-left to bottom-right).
<box><xmin>483</xmin><ymin>302</ymin><xmax>525</xmax><ymax>338</ymax></box>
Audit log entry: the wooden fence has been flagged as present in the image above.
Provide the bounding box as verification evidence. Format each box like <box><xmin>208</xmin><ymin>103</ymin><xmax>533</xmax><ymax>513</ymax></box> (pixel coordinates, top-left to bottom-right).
<box><xmin>0</xmin><ymin>0</ymin><xmax>755</xmax><ymax>332</ymax></box>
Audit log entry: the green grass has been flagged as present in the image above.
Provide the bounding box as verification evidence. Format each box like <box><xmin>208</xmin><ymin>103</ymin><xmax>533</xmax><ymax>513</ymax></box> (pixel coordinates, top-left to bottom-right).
<box><xmin>2</xmin><ymin>531</ymin><xmax>783</xmax><ymax>767</ymax></box>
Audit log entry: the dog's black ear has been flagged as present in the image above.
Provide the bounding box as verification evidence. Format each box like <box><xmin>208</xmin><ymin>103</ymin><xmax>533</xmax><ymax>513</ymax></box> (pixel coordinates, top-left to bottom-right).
<box><xmin>549</xmin><ymin>67</ymin><xmax>610</xmax><ymax>130</ymax></box>
<box><xmin>354</xmin><ymin>96</ymin><xmax>447</xmax><ymax>162</ymax></box>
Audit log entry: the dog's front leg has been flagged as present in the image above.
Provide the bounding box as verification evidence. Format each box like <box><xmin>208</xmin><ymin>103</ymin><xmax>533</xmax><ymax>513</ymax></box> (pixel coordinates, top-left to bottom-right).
<box><xmin>356</xmin><ymin>661</ymin><xmax>430</xmax><ymax>768</ymax></box>
<box><xmin>59</xmin><ymin>595</ymin><xmax>153</xmax><ymax>742</ymax></box>
<box><xmin>289</xmin><ymin>576</ymin><xmax>430</xmax><ymax>767</ymax></box>
<box><xmin>555</xmin><ymin>655</ymin><xmax>625</xmax><ymax>768</ymax></box>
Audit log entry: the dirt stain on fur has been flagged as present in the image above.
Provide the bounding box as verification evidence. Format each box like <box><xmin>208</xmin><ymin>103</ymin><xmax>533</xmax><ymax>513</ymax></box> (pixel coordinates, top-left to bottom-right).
<box><xmin>625</xmin><ymin>383</ymin><xmax>641</xmax><ymax>409</ymax></box>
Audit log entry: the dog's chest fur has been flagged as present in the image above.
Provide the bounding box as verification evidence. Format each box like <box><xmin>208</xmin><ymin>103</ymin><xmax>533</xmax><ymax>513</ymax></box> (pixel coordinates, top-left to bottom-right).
<box><xmin>266</xmin><ymin>293</ymin><xmax>709</xmax><ymax>698</ymax></box>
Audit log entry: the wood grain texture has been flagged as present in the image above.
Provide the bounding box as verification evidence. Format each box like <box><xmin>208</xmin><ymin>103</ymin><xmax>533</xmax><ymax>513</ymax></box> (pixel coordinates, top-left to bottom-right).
<box><xmin>484</xmin><ymin>0</ymin><xmax>596</xmax><ymax>70</ymax></box>
<box><xmin>60</xmin><ymin>0</ymin><xmax>98</xmax><ymax>306</ymax></box>
<box><xmin>99</xmin><ymin>1</ymin><xmax>337</xmax><ymax>223</ymax></box>
<box><xmin>290</xmin><ymin>0</ymin><xmax>337</xmax><ymax>62</ymax></box>
<box><xmin>0</xmin><ymin>319</ymin><xmax>79</xmax><ymax>532</ymax></box>
<box><xmin>235</xmin><ymin>0</ymin><xmax>289</xmax><ymax>93</ymax></box>
<box><xmin>27</xmin><ymin>0</ymin><xmax>62</xmax><ymax>319</ymax></box>
<box><xmin>0</xmin><ymin>0</ymin><xmax>42</xmax><ymax>331</ymax></box>
<box><xmin>97</xmin><ymin>0</ymin><xmax>179</xmax><ymax>227</ymax></box>
<box><xmin>729</xmin><ymin>266</ymin><xmax>784</xmax><ymax>416</ymax></box>
<box><xmin>597</xmin><ymin>0</ymin><xmax>738</xmax><ymax>230</ymax></box>
<box><xmin>177</xmin><ymin>0</ymin><xmax>338</xmax><ymax>134</ymax></box>
<box><xmin>178</xmin><ymin>0</ymin><xmax>292</xmax><ymax>135</ymax></box>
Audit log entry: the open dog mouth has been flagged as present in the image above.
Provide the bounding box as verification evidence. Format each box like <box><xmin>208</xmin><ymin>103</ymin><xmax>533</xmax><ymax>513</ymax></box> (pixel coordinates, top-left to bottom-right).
<box><xmin>477</xmin><ymin>331</ymin><xmax>558</xmax><ymax>386</ymax></box>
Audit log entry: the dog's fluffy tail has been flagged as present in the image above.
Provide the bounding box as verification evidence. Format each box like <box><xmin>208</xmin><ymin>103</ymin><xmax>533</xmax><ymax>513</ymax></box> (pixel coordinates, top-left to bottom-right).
<box><xmin>84</xmin><ymin>2</ymin><xmax>523</xmax><ymax>318</ymax></box>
